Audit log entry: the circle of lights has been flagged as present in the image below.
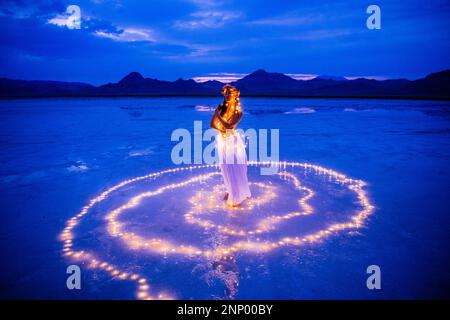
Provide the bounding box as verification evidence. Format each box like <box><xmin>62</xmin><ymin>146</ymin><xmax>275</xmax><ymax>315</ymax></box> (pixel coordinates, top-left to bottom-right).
<box><xmin>59</xmin><ymin>161</ymin><xmax>375</xmax><ymax>300</ymax></box>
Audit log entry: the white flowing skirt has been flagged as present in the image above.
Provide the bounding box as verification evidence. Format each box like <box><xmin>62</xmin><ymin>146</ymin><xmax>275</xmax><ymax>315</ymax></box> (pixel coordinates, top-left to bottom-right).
<box><xmin>217</xmin><ymin>131</ymin><xmax>251</xmax><ymax>206</ymax></box>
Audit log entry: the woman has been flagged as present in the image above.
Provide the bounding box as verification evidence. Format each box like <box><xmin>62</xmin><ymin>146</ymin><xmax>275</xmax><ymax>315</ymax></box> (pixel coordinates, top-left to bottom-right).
<box><xmin>211</xmin><ymin>84</ymin><xmax>251</xmax><ymax>206</ymax></box>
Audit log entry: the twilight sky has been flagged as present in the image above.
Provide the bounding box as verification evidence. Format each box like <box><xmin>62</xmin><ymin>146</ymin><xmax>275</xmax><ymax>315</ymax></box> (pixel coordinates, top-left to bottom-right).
<box><xmin>0</xmin><ymin>0</ymin><xmax>449</xmax><ymax>84</ymax></box>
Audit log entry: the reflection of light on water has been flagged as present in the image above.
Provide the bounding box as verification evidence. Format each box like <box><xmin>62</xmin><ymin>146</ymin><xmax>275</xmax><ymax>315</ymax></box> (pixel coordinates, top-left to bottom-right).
<box><xmin>60</xmin><ymin>161</ymin><xmax>375</xmax><ymax>300</ymax></box>
<box><xmin>185</xmin><ymin>172</ymin><xmax>313</xmax><ymax>236</ymax></box>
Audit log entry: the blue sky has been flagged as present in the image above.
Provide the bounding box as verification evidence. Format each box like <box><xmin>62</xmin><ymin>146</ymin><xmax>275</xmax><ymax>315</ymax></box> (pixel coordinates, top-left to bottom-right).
<box><xmin>0</xmin><ymin>0</ymin><xmax>449</xmax><ymax>84</ymax></box>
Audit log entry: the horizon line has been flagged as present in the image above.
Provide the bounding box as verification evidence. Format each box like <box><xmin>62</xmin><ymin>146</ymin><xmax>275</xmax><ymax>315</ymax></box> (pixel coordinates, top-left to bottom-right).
<box><xmin>2</xmin><ymin>68</ymin><xmax>448</xmax><ymax>85</ymax></box>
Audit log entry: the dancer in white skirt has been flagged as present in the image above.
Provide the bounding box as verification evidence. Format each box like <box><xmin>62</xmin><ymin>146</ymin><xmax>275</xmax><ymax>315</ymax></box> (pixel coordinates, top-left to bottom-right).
<box><xmin>211</xmin><ymin>85</ymin><xmax>251</xmax><ymax>206</ymax></box>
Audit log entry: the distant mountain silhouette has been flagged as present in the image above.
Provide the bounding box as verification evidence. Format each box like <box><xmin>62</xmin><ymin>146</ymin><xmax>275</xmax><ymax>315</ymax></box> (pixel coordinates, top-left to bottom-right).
<box><xmin>0</xmin><ymin>78</ymin><xmax>94</xmax><ymax>96</ymax></box>
<box><xmin>198</xmin><ymin>80</ymin><xmax>224</xmax><ymax>92</ymax></box>
<box><xmin>229</xmin><ymin>69</ymin><xmax>449</xmax><ymax>98</ymax></box>
<box><xmin>231</xmin><ymin>69</ymin><xmax>301</xmax><ymax>95</ymax></box>
<box><xmin>95</xmin><ymin>72</ymin><xmax>212</xmax><ymax>95</ymax></box>
<box><xmin>1</xmin><ymin>69</ymin><xmax>449</xmax><ymax>99</ymax></box>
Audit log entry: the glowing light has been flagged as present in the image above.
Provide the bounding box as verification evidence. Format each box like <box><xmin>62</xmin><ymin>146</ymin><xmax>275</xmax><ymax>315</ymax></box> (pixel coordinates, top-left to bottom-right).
<box><xmin>60</xmin><ymin>161</ymin><xmax>375</xmax><ymax>300</ymax></box>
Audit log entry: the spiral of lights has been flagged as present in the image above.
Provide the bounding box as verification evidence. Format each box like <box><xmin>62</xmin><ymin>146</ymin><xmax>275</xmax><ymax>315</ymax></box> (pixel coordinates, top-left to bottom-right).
<box><xmin>59</xmin><ymin>161</ymin><xmax>375</xmax><ymax>300</ymax></box>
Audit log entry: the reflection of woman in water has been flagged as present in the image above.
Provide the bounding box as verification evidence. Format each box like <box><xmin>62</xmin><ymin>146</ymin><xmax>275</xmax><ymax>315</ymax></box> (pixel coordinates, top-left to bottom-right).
<box><xmin>211</xmin><ymin>84</ymin><xmax>251</xmax><ymax>206</ymax></box>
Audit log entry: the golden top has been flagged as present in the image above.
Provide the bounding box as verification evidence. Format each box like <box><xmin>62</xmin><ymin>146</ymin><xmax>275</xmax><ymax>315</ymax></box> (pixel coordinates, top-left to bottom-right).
<box><xmin>210</xmin><ymin>84</ymin><xmax>243</xmax><ymax>133</ymax></box>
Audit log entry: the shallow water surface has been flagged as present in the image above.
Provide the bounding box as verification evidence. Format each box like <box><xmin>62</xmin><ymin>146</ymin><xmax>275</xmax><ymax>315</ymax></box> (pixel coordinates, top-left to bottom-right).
<box><xmin>0</xmin><ymin>97</ymin><xmax>449</xmax><ymax>299</ymax></box>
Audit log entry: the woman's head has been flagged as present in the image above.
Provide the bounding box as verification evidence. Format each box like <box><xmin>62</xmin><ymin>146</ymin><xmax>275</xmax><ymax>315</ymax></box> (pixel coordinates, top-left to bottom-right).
<box><xmin>222</xmin><ymin>84</ymin><xmax>240</xmax><ymax>102</ymax></box>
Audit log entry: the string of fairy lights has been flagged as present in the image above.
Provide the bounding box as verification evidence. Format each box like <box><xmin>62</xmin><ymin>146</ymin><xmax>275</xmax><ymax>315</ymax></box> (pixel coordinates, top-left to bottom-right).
<box><xmin>60</xmin><ymin>161</ymin><xmax>375</xmax><ymax>300</ymax></box>
<box><xmin>183</xmin><ymin>172</ymin><xmax>314</xmax><ymax>236</ymax></box>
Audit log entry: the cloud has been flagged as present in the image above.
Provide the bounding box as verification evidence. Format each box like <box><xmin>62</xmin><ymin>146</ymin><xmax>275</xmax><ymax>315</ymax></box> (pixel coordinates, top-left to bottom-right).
<box><xmin>47</xmin><ymin>5</ymin><xmax>81</xmax><ymax>29</ymax></box>
<box><xmin>184</xmin><ymin>0</ymin><xmax>224</xmax><ymax>7</ymax></box>
<box><xmin>249</xmin><ymin>14</ymin><xmax>322</xmax><ymax>26</ymax></box>
<box><xmin>0</xmin><ymin>0</ymin><xmax>65</xmax><ymax>19</ymax></box>
<box><xmin>95</xmin><ymin>27</ymin><xmax>156</xmax><ymax>42</ymax></box>
<box><xmin>193</xmin><ymin>72</ymin><xmax>320</xmax><ymax>82</ymax></box>
<box><xmin>286</xmin><ymin>73</ymin><xmax>318</xmax><ymax>80</ymax></box>
<box><xmin>286</xmin><ymin>29</ymin><xmax>353</xmax><ymax>41</ymax></box>
<box><xmin>174</xmin><ymin>10</ymin><xmax>243</xmax><ymax>29</ymax></box>
<box><xmin>193</xmin><ymin>72</ymin><xmax>247</xmax><ymax>82</ymax></box>
<box><xmin>345</xmin><ymin>75</ymin><xmax>387</xmax><ymax>81</ymax></box>
<box><xmin>45</xmin><ymin>4</ymin><xmax>223</xmax><ymax>57</ymax></box>
<box><xmin>161</xmin><ymin>42</ymin><xmax>236</xmax><ymax>63</ymax></box>
<box><xmin>3</xmin><ymin>0</ymin><xmax>449</xmax><ymax>83</ymax></box>
<box><xmin>46</xmin><ymin>6</ymin><xmax>158</xmax><ymax>43</ymax></box>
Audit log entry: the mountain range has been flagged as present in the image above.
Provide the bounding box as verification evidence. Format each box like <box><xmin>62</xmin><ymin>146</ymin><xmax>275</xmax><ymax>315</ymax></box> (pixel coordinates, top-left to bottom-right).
<box><xmin>1</xmin><ymin>69</ymin><xmax>449</xmax><ymax>99</ymax></box>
